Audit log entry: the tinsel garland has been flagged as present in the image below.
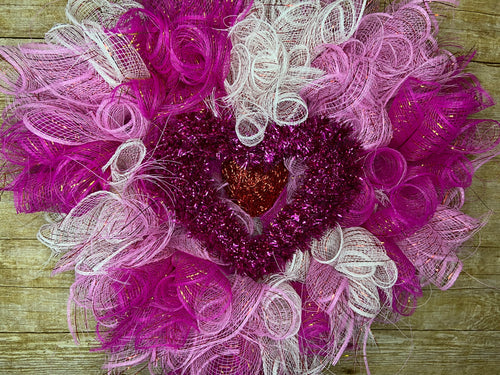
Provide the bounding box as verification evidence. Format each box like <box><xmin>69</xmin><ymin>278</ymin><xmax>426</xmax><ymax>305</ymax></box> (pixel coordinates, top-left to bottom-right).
<box><xmin>0</xmin><ymin>0</ymin><xmax>498</xmax><ymax>374</ymax></box>
<box><xmin>146</xmin><ymin>111</ymin><xmax>363</xmax><ymax>278</ymax></box>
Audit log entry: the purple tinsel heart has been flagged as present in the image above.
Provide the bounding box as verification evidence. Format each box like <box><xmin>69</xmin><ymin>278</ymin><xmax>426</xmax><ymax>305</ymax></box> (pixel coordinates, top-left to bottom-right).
<box><xmin>143</xmin><ymin>110</ymin><xmax>363</xmax><ymax>279</ymax></box>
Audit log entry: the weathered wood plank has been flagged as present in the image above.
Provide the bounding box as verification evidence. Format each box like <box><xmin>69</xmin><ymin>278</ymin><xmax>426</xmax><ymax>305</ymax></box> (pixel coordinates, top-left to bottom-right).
<box><xmin>438</xmin><ymin>10</ymin><xmax>500</xmax><ymax>63</ymax></box>
<box><xmin>333</xmin><ymin>330</ymin><xmax>500</xmax><ymax>375</ymax></box>
<box><xmin>0</xmin><ymin>286</ymin><xmax>70</xmax><ymax>333</ymax></box>
<box><xmin>0</xmin><ymin>331</ymin><xmax>498</xmax><ymax>374</ymax></box>
<box><xmin>0</xmin><ymin>2</ymin><xmax>66</xmax><ymax>39</ymax></box>
<box><xmin>1</xmin><ymin>284</ymin><xmax>497</xmax><ymax>333</ymax></box>
<box><xmin>0</xmin><ymin>333</ymin><xmax>105</xmax><ymax>375</ymax></box>
<box><xmin>0</xmin><ymin>193</ymin><xmax>45</xmax><ymax>240</ymax></box>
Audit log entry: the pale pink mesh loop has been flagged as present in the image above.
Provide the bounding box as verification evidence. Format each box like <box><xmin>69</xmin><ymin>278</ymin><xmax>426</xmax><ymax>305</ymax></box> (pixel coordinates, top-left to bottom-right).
<box><xmin>39</xmin><ymin>191</ymin><xmax>174</xmax><ymax>275</ymax></box>
<box><xmin>452</xmin><ymin>119</ymin><xmax>500</xmax><ymax>154</ymax></box>
<box><xmin>431</xmin><ymin>205</ymin><xmax>489</xmax><ymax>244</ymax></box>
<box><xmin>441</xmin><ymin>187</ymin><xmax>465</xmax><ymax>210</ymax></box>
<box><xmin>21</xmin><ymin>103</ymin><xmax>103</xmax><ymax>145</ymax></box>
<box><xmin>347</xmin><ymin>279</ymin><xmax>380</xmax><ymax>318</ymax></box>
<box><xmin>95</xmin><ymin>97</ymin><xmax>150</xmax><ymax>140</ymax></box>
<box><xmin>306</xmin><ymin>260</ymin><xmax>349</xmax><ymax>314</ymax></box>
<box><xmin>395</xmin><ymin>205</ymin><xmax>487</xmax><ymax>290</ymax></box>
<box><xmin>190</xmin><ymin>336</ymin><xmax>263</xmax><ymax>375</ymax></box>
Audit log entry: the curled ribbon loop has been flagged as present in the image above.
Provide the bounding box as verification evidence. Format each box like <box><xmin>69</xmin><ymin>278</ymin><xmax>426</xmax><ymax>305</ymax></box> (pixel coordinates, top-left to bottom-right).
<box><xmin>364</xmin><ymin>174</ymin><xmax>439</xmax><ymax>237</ymax></box>
<box><xmin>95</xmin><ymin>98</ymin><xmax>150</xmax><ymax>140</ymax></box>
<box><xmin>395</xmin><ymin>205</ymin><xmax>487</xmax><ymax>290</ymax></box>
<box><xmin>284</xmin><ymin>249</ymin><xmax>311</xmax><ymax>282</ymax></box>
<box><xmin>259</xmin><ymin>277</ymin><xmax>302</xmax><ymax>340</ymax></box>
<box><xmin>46</xmin><ymin>21</ymin><xmax>150</xmax><ymax>87</ymax></box>
<box><xmin>102</xmin><ymin>139</ymin><xmax>147</xmax><ymax>189</ymax></box>
<box><xmin>364</xmin><ymin>147</ymin><xmax>407</xmax><ymax>189</ymax></box>
<box><xmin>310</xmin><ymin>224</ymin><xmax>343</xmax><ymax>265</ymax></box>
<box><xmin>38</xmin><ymin>191</ymin><xmax>173</xmax><ymax>274</ymax></box>
<box><xmin>309</xmin><ymin>227</ymin><xmax>398</xmax><ymax>319</ymax></box>
<box><xmin>340</xmin><ymin>179</ymin><xmax>375</xmax><ymax>227</ymax></box>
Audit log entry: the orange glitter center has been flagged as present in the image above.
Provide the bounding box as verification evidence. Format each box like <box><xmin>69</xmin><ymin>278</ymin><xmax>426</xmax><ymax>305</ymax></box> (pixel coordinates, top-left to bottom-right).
<box><xmin>221</xmin><ymin>160</ymin><xmax>289</xmax><ymax>217</ymax></box>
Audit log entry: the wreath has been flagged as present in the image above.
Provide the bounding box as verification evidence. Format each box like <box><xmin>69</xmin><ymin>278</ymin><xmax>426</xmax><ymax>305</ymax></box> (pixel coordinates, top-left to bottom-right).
<box><xmin>0</xmin><ymin>0</ymin><xmax>498</xmax><ymax>374</ymax></box>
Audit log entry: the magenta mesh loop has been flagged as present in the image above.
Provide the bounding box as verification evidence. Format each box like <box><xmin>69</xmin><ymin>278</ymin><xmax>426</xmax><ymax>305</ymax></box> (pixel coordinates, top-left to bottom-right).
<box><xmin>390</xmin><ymin>175</ymin><xmax>438</xmax><ymax>227</ymax></box>
<box><xmin>172</xmin><ymin>252</ymin><xmax>232</xmax><ymax>327</ymax></box>
<box><xmin>339</xmin><ymin>179</ymin><xmax>375</xmax><ymax>227</ymax></box>
<box><xmin>362</xmin><ymin>173</ymin><xmax>438</xmax><ymax>237</ymax></box>
<box><xmin>113</xmin><ymin>0</ymin><xmax>251</xmax><ymax>118</ymax></box>
<box><xmin>363</xmin><ymin>207</ymin><xmax>408</xmax><ymax>237</ymax></box>
<box><xmin>389</xmin><ymin>75</ymin><xmax>495</xmax><ymax>161</ymax></box>
<box><xmin>383</xmin><ymin>241</ymin><xmax>422</xmax><ymax>316</ymax></box>
<box><xmin>418</xmin><ymin>153</ymin><xmax>474</xmax><ymax>190</ymax></box>
<box><xmin>364</xmin><ymin>147</ymin><xmax>407</xmax><ymax>189</ymax></box>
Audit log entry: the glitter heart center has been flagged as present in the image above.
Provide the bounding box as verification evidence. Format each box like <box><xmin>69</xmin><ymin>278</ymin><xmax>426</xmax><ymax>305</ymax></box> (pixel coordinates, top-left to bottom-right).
<box><xmin>221</xmin><ymin>160</ymin><xmax>289</xmax><ymax>217</ymax></box>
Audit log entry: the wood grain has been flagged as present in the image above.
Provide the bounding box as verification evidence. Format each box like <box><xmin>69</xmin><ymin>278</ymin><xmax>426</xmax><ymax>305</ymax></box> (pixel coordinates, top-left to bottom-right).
<box><xmin>0</xmin><ymin>1</ymin><xmax>498</xmax><ymax>374</ymax></box>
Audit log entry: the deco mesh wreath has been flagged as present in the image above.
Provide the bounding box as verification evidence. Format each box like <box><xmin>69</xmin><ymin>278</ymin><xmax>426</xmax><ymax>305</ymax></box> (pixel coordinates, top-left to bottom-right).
<box><xmin>0</xmin><ymin>0</ymin><xmax>498</xmax><ymax>374</ymax></box>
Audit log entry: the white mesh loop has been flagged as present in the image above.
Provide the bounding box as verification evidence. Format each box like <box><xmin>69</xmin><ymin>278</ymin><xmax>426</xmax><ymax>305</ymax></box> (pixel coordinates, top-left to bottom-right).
<box><xmin>284</xmin><ymin>249</ymin><xmax>311</xmax><ymax>282</ymax></box>
<box><xmin>46</xmin><ymin>20</ymin><xmax>149</xmax><ymax>87</ymax></box>
<box><xmin>310</xmin><ymin>224</ymin><xmax>343</xmax><ymax>265</ymax></box>
<box><xmin>235</xmin><ymin>110</ymin><xmax>269</xmax><ymax>147</ymax></box>
<box><xmin>309</xmin><ymin>227</ymin><xmax>398</xmax><ymax>319</ymax></box>
<box><xmin>102</xmin><ymin>139</ymin><xmax>147</xmax><ymax>189</ymax></box>
<box><xmin>259</xmin><ymin>277</ymin><xmax>302</xmax><ymax>340</ymax></box>
<box><xmin>65</xmin><ymin>0</ymin><xmax>143</xmax><ymax>28</ymax></box>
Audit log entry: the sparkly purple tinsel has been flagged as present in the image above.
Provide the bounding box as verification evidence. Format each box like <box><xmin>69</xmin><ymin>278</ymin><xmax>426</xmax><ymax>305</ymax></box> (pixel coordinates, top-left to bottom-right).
<box><xmin>145</xmin><ymin>111</ymin><xmax>363</xmax><ymax>279</ymax></box>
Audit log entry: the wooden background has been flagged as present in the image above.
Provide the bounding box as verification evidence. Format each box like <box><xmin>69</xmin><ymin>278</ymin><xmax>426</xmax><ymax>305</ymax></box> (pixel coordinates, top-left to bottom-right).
<box><xmin>0</xmin><ymin>1</ymin><xmax>498</xmax><ymax>374</ymax></box>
